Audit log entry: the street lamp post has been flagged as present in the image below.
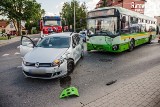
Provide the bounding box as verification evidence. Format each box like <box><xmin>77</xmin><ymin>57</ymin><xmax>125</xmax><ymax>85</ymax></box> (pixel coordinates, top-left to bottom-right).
<box><xmin>74</xmin><ymin>0</ymin><xmax>76</xmax><ymax>32</ymax></box>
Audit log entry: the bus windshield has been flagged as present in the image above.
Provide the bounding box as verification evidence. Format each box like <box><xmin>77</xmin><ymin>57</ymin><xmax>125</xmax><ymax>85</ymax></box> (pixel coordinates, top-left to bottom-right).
<box><xmin>87</xmin><ymin>17</ymin><xmax>118</xmax><ymax>36</ymax></box>
<box><xmin>44</xmin><ymin>20</ymin><xmax>61</xmax><ymax>26</ymax></box>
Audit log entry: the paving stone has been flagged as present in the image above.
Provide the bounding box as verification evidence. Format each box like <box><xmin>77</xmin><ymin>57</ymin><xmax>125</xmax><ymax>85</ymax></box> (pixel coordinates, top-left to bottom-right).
<box><xmin>83</xmin><ymin>66</ymin><xmax>160</xmax><ymax>107</ymax></box>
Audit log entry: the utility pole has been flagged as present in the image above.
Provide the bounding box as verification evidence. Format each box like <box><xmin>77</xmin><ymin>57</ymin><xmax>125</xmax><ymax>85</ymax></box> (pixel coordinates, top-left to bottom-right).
<box><xmin>74</xmin><ymin>0</ymin><xmax>76</xmax><ymax>32</ymax></box>
<box><xmin>122</xmin><ymin>0</ymin><xmax>123</xmax><ymax>8</ymax></box>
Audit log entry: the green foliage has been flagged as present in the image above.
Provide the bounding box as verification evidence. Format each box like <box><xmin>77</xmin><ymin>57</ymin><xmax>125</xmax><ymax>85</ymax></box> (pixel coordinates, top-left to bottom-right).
<box><xmin>101</xmin><ymin>0</ymin><xmax>107</xmax><ymax>7</ymax></box>
<box><xmin>25</xmin><ymin>21</ymin><xmax>39</xmax><ymax>34</ymax></box>
<box><xmin>2</xmin><ymin>29</ymin><xmax>5</xmax><ymax>33</ymax></box>
<box><xmin>60</xmin><ymin>0</ymin><xmax>87</xmax><ymax>32</ymax></box>
<box><xmin>22</xmin><ymin>31</ymin><xmax>26</xmax><ymax>35</ymax></box>
<box><xmin>0</xmin><ymin>0</ymin><xmax>45</xmax><ymax>35</ymax></box>
<box><xmin>32</xmin><ymin>29</ymin><xmax>38</xmax><ymax>34</ymax></box>
<box><xmin>0</xmin><ymin>36</ymin><xmax>8</xmax><ymax>40</ymax></box>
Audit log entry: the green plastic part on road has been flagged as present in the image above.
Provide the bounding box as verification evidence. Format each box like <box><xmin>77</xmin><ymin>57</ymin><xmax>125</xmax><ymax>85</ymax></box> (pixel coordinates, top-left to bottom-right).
<box><xmin>60</xmin><ymin>87</ymin><xmax>79</xmax><ymax>99</ymax></box>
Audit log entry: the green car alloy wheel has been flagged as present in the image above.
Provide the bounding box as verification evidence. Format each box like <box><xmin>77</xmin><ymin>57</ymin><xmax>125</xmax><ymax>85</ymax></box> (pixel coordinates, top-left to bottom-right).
<box><xmin>60</xmin><ymin>87</ymin><xmax>79</xmax><ymax>99</ymax></box>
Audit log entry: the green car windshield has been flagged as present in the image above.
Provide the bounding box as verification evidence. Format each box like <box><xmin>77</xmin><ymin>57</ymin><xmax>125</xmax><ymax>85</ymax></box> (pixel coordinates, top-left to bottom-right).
<box><xmin>87</xmin><ymin>17</ymin><xmax>118</xmax><ymax>36</ymax></box>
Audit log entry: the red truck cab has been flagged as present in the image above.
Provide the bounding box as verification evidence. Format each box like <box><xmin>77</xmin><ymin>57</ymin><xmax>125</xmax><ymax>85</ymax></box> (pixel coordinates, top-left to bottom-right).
<box><xmin>40</xmin><ymin>16</ymin><xmax>62</xmax><ymax>35</ymax></box>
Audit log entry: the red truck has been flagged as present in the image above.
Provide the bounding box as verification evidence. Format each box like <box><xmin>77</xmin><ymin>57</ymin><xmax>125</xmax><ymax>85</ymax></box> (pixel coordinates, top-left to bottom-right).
<box><xmin>40</xmin><ymin>16</ymin><xmax>62</xmax><ymax>35</ymax></box>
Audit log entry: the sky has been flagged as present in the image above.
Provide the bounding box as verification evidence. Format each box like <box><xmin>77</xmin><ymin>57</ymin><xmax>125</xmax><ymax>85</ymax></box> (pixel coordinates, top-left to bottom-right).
<box><xmin>144</xmin><ymin>0</ymin><xmax>160</xmax><ymax>17</ymax></box>
<box><xmin>36</xmin><ymin>0</ymin><xmax>160</xmax><ymax>17</ymax></box>
<box><xmin>0</xmin><ymin>0</ymin><xmax>160</xmax><ymax>19</ymax></box>
<box><xmin>36</xmin><ymin>0</ymin><xmax>100</xmax><ymax>16</ymax></box>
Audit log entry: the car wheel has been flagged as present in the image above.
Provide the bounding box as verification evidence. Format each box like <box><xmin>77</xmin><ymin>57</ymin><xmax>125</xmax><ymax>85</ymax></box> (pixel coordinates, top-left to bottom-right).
<box><xmin>81</xmin><ymin>50</ymin><xmax>84</xmax><ymax>59</ymax></box>
<box><xmin>128</xmin><ymin>39</ymin><xmax>135</xmax><ymax>52</ymax></box>
<box><xmin>84</xmin><ymin>37</ymin><xmax>86</xmax><ymax>42</ymax></box>
<box><xmin>148</xmin><ymin>35</ymin><xmax>152</xmax><ymax>44</ymax></box>
<box><xmin>67</xmin><ymin>59</ymin><xmax>74</xmax><ymax>75</ymax></box>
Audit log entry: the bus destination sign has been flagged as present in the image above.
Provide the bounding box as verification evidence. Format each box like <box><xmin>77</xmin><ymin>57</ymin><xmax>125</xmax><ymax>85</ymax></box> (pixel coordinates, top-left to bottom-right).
<box><xmin>88</xmin><ymin>9</ymin><xmax>115</xmax><ymax>18</ymax></box>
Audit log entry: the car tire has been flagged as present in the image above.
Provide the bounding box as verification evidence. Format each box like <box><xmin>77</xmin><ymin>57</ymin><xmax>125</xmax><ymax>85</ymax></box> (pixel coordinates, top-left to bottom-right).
<box><xmin>148</xmin><ymin>35</ymin><xmax>152</xmax><ymax>44</ymax></box>
<box><xmin>128</xmin><ymin>39</ymin><xmax>135</xmax><ymax>52</ymax></box>
<box><xmin>81</xmin><ymin>50</ymin><xmax>84</xmax><ymax>59</ymax></box>
<box><xmin>67</xmin><ymin>59</ymin><xmax>74</xmax><ymax>75</ymax></box>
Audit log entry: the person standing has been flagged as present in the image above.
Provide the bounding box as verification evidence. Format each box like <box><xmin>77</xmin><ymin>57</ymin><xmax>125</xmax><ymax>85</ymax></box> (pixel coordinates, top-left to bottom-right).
<box><xmin>7</xmin><ymin>31</ymin><xmax>11</xmax><ymax>39</ymax></box>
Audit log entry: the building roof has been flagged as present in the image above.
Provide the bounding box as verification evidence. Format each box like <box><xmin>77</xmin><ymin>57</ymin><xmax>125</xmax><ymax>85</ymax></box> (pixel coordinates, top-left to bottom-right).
<box><xmin>97</xmin><ymin>0</ymin><xmax>103</xmax><ymax>4</ymax></box>
<box><xmin>0</xmin><ymin>20</ymin><xmax>8</xmax><ymax>28</ymax></box>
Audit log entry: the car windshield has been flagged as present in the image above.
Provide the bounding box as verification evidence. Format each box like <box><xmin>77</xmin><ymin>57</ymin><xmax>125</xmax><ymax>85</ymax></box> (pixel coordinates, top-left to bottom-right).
<box><xmin>37</xmin><ymin>36</ymin><xmax>70</xmax><ymax>48</ymax></box>
<box><xmin>44</xmin><ymin>20</ymin><xmax>61</xmax><ymax>26</ymax></box>
<box><xmin>87</xmin><ymin>17</ymin><xmax>118</xmax><ymax>36</ymax></box>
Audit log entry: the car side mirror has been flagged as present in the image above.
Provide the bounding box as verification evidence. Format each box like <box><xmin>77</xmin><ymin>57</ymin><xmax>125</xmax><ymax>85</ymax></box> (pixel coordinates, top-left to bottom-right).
<box><xmin>72</xmin><ymin>43</ymin><xmax>76</xmax><ymax>48</ymax></box>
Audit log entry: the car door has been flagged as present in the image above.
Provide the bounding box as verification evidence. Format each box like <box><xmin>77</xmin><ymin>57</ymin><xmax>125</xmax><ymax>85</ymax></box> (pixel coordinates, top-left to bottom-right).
<box><xmin>75</xmin><ymin>34</ymin><xmax>82</xmax><ymax>59</ymax></box>
<box><xmin>72</xmin><ymin>35</ymin><xmax>79</xmax><ymax>62</ymax></box>
<box><xmin>20</xmin><ymin>36</ymin><xmax>36</xmax><ymax>57</ymax></box>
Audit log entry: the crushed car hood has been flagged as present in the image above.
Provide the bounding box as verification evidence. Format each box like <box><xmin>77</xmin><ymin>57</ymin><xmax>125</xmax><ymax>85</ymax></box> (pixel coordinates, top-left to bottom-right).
<box><xmin>24</xmin><ymin>47</ymin><xmax>68</xmax><ymax>63</ymax></box>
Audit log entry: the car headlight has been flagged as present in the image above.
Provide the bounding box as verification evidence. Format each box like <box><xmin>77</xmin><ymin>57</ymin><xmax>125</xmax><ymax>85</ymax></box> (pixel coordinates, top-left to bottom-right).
<box><xmin>52</xmin><ymin>58</ymin><xmax>64</xmax><ymax>67</ymax></box>
<box><xmin>23</xmin><ymin>60</ymin><xmax>33</xmax><ymax>66</ymax></box>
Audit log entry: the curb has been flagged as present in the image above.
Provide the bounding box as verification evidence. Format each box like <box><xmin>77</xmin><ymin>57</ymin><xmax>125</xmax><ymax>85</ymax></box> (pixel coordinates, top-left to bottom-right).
<box><xmin>0</xmin><ymin>34</ymin><xmax>40</xmax><ymax>47</ymax></box>
<box><xmin>0</xmin><ymin>40</ymin><xmax>20</xmax><ymax>47</ymax></box>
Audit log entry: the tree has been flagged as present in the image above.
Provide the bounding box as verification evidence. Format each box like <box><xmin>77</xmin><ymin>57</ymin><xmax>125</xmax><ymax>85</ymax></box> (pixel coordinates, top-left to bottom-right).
<box><xmin>101</xmin><ymin>0</ymin><xmax>107</xmax><ymax>7</ymax></box>
<box><xmin>0</xmin><ymin>0</ymin><xmax>44</xmax><ymax>36</ymax></box>
<box><xmin>60</xmin><ymin>0</ymin><xmax>87</xmax><ymax>32</ymax></box>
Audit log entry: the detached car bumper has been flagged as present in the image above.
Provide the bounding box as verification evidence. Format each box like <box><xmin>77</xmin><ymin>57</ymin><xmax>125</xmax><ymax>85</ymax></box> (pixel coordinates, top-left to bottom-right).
<box><xmin>22</xmin><ymin>61</ymin><xmax>67</xmax><ymax>79</ymax></box>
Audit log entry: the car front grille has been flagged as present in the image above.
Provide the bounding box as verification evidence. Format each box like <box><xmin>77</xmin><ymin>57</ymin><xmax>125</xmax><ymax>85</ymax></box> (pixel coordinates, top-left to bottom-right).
<box><xmin>25</xmin><ymin>63</ymin><xmax>52</xmax><ymax>67</ymax></box>
<box><xmin>23</xmin><ymin>71</ymin><xmax>52</xmax><ymax>78</ymax></box>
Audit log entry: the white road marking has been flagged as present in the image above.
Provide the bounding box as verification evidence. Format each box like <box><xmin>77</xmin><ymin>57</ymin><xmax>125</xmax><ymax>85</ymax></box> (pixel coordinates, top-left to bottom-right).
<box><xmin>17</xmin><ymin>66</ymin><xmax>22</xmax><ymax>68</ymax></box>
<box><xmin>17</xmin><ymin>46</ymin><xmax>20</xmax><ymax>49</ymax></box>
<box><xmin>14</xmin><ymin>52</ymin><xmax>20</xmax><ymax>55</ymax></box>
<box><xmin>2</xmin><ymin>54</ymin><xmax>9</xmax><ymax>57</ymax></box>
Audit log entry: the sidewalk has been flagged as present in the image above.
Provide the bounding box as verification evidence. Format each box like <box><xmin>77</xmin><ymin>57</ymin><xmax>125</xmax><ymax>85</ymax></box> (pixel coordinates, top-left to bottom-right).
<box><xmin>0</xmin><ymin>34</ymin><xmax>40</xmax><ymax>47</ymax></box>
<box><xmin>0</xmin><ymin>36</ymin><xmax>21</xmax><ymax>47</ymax></box>
<box><xmin>83</xmin><ymin>65</ymin><xmax>160</xmax><ymax>107</ymax></box>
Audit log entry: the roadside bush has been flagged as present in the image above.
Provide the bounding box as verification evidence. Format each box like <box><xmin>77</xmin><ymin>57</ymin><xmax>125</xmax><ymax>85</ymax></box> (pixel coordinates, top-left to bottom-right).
<box><xmin>22</xmin><ymin>31</ymin><xmax>26</xmax><ymax>35</ymax></box>
<box><xmin>76</xmin><ymin>28</ymin><xmax>82</xmax><ymax>33</ymax></box>
<box><xmin>32</xmin><ymin>29</ymin><xmax>37</xmax><ymax>34</ymax></box>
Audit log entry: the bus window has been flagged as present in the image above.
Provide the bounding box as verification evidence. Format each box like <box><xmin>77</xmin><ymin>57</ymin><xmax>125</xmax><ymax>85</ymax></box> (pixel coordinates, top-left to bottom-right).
<box><xmin>138</xmin><ymin>18</ymin><xmax>141</xmax><ymax>23</ymax></box>
<box><xmin>130</xmin><ymin>17</ymin><xmax>138</xmax><ymax>24</ymax></box>
<box><xmin>139</xmin><ymin>24</ymin><xmax>146</xmax><ymax>32</ymax></box>
<box><xmin>96</xmin><ymin>20</ymin><xmax>102</xmax><ymax>30</ymax></box>
<box><xmin>87</xmin><ymin>17</ymin><xmax>118</xmax><ymax>35</ymax></box>
<box><xmin>121</xmin><ymin>15</ymin><xmax>129</xmax><ymax>34</ymax></box>
<box><xmin>130</xmin><ymin>17</ymin><xmax>140</xmax><ymax>33</ymax></box>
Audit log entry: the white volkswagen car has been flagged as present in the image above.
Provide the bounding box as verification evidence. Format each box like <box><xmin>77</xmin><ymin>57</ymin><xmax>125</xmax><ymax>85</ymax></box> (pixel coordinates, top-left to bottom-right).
<box><xmin>20</xmin><ymin>32</ymin><xmax>84</xmax><ymax>79</ymax></box>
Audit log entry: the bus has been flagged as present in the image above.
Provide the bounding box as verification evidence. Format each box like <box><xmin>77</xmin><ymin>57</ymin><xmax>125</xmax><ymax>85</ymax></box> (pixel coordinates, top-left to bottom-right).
<box><xmin>40</xmin><ymin>16</ymin><xmax>62</xmax><ymax>35</ymax></box>
<box><xmin>86</xmin><ymin>7</ymin><xmax>159</xmax><ymax>52</ymax></box>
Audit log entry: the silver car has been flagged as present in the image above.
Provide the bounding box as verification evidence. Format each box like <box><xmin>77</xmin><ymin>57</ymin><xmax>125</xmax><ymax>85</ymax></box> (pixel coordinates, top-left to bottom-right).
<box><xmin>20</xmin><ymin>32</ymin><xmax>84</xmax><ymax>79</ymax></box>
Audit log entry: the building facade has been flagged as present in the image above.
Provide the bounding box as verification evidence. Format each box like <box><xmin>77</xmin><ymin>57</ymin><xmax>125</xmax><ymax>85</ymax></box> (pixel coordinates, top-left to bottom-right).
<box><xmin>96</xmin><ymin>0</ymin><xmax>146</xmax><ymax>14</ymax></box>
<box><xmin>0</xmin><ymin>20</ymin><xmax>8</xmax><ymax>33</ymax></box>
<box><xmin>0</xmin><ymin>20</ymin><xmax>25</xmax><ymax>35</ymax></box>
<box><xmin>154</xmin><ymin>16</ymin><xmax>160</xmax><ymax>28</ymax></box>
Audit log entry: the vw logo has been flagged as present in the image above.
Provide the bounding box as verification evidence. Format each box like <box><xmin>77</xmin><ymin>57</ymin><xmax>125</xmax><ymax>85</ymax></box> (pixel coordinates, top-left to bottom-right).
<box><xmin>35</xmin><ymin>62</ymin><xmax>39</xmax><ymax>68</ymax></box>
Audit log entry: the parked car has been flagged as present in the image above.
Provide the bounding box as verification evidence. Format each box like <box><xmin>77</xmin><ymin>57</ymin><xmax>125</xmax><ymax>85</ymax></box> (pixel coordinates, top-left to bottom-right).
<box><xmin>20</xmin><ymin>32</ymin><xmax>84</xmax><ymax>79</ymax></box>
<box><xmin>9</xmin><ymin>30</ymin><xmax>17</xmax><ymax>36</ymax></box>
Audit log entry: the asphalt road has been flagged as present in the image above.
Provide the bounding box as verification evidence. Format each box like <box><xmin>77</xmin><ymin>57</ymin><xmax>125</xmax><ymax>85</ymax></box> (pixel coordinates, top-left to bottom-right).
<box><xmin>0</xmin><ymin>39</ymin><xmax>160</xmax><ymax>107</ymax></box>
